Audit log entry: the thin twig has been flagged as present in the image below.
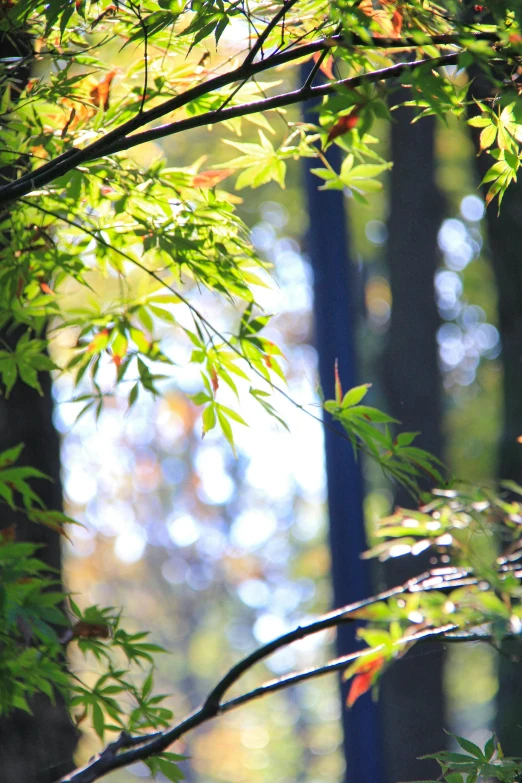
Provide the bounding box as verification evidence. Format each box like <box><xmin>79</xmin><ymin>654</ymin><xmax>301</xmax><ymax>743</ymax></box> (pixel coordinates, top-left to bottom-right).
<box><xmin>129</xmin><ymin>0</ymin><xmax>149</xmax><ymax>114</ymax></box>
<box><xmin>243</xmin><ymin>0</ymin><xmax>300</xmax><ymax>66</ymax></box>
<box><xmin>302</xmin><ymin>21</ymin><xmax>342</xmax><ymax>91</ymax></box>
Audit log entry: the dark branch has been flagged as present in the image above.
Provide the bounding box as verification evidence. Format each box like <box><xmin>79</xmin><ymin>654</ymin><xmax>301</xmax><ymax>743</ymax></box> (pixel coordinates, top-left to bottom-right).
<box><xmin>0</xmin><ymin>32</ymin><xmax>498</xmax><ymax>206</ymax></box>
<box><xmin>56</xmin><ymin>565</ymin><xmax>494</xmax><ymax>783</ymax></box>
<box><xmin>243</xmin><ymin>0</ymin><xmax>300</xmax><ymax>66</ymax></box>
<box><xmin>99</xmin><ymin>53</ymin><xmax>461</xmax><ymax>156</ymax></box>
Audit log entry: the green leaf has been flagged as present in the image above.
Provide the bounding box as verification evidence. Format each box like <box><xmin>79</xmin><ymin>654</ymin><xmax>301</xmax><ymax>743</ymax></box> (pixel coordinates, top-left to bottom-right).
<box><xmin>341</xmin><ymin>384</ymin><xmax>371</xmax><ymax>408</ymax></box>
<box><xmin>92</xmin><ymin>701</ymin><xmax>105</xmax><ymax>739</ymax></box>
<box><xmin>202</xmin><ymin>404</ymin><xmax>216</xmax><ymax>436</ymax></box>
<box><xmin>451</xmin><ymin>735</ymin><xmax>485</xmax><ymax>760</ymax></box>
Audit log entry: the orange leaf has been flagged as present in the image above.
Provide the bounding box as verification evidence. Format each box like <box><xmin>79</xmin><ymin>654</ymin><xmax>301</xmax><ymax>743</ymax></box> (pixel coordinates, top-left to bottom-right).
<box><xmin>193</xmin><ymin>169</ymin><xmax>235</xmax><ymax>188</ymax></box>
<box><xmin>327</xmin><ymin>110</ymin><xmax>359</xmax><ymax>145</ymax></box>
<box><xmin>359</xmin><ymin>0</ymin><xmax>403</xmax><ymax>38</ymax></box>
<box><xmin>334</xmin><ymin>359</ymin><xmax>343</xmax><ymax>404</ymax></box>
<box><xmin>347</xmin><ymin>656</ymin><xmax>385</xmax><ymax>707</ymax></box>
<box><xmin>391</xmin><ymin>8</ymin><xmax>403</xmax><ymax>37</ymax></box>
<box><xmin>347</xmin><ymin>672</ymin><xmax>373</xmax><ymax>707</ymax></box>
<box><xmin>30</xmin><ymin>145</ymin><xmax>48</xmax><ymax>160</ymax></box>
<box><xmin>312</xmin><ymin>52</ymin><xmax>334</xmax><ymax>80</ymax></box>
<box><xmin>90</xmin><ymin>70</ymin><xmax>116</xmax><ymax>111</ymax></box>
<box><xmin>40</xmin><ymin>282</ymin><xmax>54</xmax><ymax>295</ymax></box>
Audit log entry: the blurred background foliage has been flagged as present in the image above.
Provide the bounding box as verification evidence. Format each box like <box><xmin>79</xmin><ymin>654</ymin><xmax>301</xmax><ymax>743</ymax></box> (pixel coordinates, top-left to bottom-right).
<box><xmin>51</xmin><ymin>64</ymin><xmax>507</xmax><ymax>777</ymax></box>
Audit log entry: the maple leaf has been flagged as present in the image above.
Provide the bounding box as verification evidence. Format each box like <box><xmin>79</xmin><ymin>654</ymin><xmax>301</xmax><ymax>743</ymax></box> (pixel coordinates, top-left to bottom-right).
<box><xmin>347</xmin><ymin>655</ymin><xmax>385</xmax><ymax>707</ymax></box>
<box><xmin>90</xmin><ymin>70</ymin><xmax>117</xmax><ymax>111</ymax></box>
<box><xmin>193</xmin><ymin>169</ymin><xmax>235</xmax><ymax>188</ymax></box>
<box><xmin>359</xmin><ymin>0</ymin><xmax>403</xmax><ymax>38</ymax></box>
<box><xmin>327</xmin><ymin>110</ymin><xmax>360</xmax><ymax>145</ymax></box>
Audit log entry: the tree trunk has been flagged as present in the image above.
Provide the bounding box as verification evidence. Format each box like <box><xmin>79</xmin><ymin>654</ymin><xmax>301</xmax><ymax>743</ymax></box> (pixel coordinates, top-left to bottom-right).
<box><xmin>0</xmin><ymin>33</ymin><xmax>77</xmax><ymax>783</ymax></box>
<box><xmin>379</xmin><ymin>100</ymin><xmax>446</xmax><ymax>783</ymax></box>
<box><xmin>302</xmin><ymin>69</ymin><xmax>385</xmax><ymax>783</ymax></box>
<box><xmin>470</xmin><ymin>98</ymin><xmax>522</xmax><ymax>758</ymax></box>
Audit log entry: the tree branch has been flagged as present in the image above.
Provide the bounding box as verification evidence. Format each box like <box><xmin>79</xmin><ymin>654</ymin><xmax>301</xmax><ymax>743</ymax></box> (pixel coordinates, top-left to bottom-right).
<box><xmin>103</xmin><ymin>52</ymin><xmax>465</xmax><ymax>156</ymax></box>
<box><xmin>56</xmin><ymin>565</ymin><xmax>493</xmax><ymax>783</ymax></box>
<box><xmin>0</xmin><ymin>32</ymin><xmax>498</xmax><ymax>206</ymax></box>
<box><xmin>243</xmin><ymin>0</ymin><xmax>300</xmax><ymax>66</ymax></box>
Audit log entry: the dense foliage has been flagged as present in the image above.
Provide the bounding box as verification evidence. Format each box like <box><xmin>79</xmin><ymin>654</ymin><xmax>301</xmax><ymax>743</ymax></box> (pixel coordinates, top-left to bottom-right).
<box><xmin>3</xmin><ymin>0</ymin><xmax>522</xmax><ymax>781</ymax></box>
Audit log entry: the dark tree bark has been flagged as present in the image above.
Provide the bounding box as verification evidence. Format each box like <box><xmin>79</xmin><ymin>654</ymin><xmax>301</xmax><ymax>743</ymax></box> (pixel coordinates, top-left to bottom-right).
<box><xmin>302</xmin><ymin>69</ymin><xmax>385</xmax><ymax>783</ymax></box>
<box><xmin>0</xmin><ymin>357</ymin><xmax>78</xmax><ymax>783</ymax></box>
<box><xmin>379</xmin><ymin>100</ymin><xmax>446</xmax><ymax>782</ymax></box>
<box><xmin>469</xmin><ymin>95</ymin><xmax>522</xmax><ymax>758</ymax></box>
<box><xmin>0</xmin><ymin>33</ymin><xmax>77</xmax><ymax>783</ymax></box>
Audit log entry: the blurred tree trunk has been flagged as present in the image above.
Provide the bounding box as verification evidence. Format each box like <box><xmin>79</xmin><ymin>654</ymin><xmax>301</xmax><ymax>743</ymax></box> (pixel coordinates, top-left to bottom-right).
<box><xmin>0</xmin><ymin>33</ymin><xmax>77</xmax><ymax>783</ymax></box>
<box><xmin>302</xmin><ymin>68</ymin><xmax>385</xmax><ymax>783</ymax></box>
<box><xmin>470</xmin><ymin>87</ymin><xmax>522</xmax><ymax>758</ymax></box>
<box><xmin>379</xmin><ymin>100</ymin><xmax>446</xmax><ymax>782</ymax></box>
<box><xmin>0</xmin><ymin>361</ymin><xmax>78</xmax><ymax>782</ymax></box>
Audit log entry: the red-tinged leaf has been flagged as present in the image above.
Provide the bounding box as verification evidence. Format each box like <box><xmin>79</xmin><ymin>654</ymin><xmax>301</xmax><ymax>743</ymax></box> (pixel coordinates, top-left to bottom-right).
<box><xmin>347</xmin><ymin>672</ymin><xmax>373</xmax><ymax>707</ymax></box>
<box><xmin>391</xmin><ymin>7</ymin><xmax>403</xmax><ymax>36</ymax></box>
<box><xmin>359</xmin><ymin>0</ymin><xmax>403</xmax><ymax>38</ymax></box>
<box><xmin>87</xmin><ymin>328</ymin><xmax>110</xmax><ymax>354</ymax></box>
<box><xmin>346</xmin><ymin>656</ymin><xmax>385</xmax><ymax>707</ymax></box>
<box><xmin>90</xmin><ymin>70</ymin><xmax>116</xmax><ymax>111</ymax></box>
<box><xmin>312</xmin><ymin>52</ymin><xmax>334</xmax><ymax>80</ymax></box>
<box><xmin>334</xmin><ymin>359</ymin><xmax>343</xmax><ymax>404</ymax></box>
<box><xmin>193</xmin><ymin>169</ymin><xmax>235</xmax><ymax>188</ymax></box>
<box><xmin>327</xmin><ymin>110</ymin><xmax>359</xmax><ymax>145</ymax></box>
<box><xmin>112</xmin><ymin>354</ymin><xmax>122</xmax><ymax>368</ymax></box>
<box><xmin>210</xmin><ymin>367</ymin><xmax>219</xmax><ymax>394</ymax></box>
<box><xmin>40</xmin><ymin>282</ymin><xmax>54</xmax><ymax>295</ymax></box>
<box><xmin>264</xmin><ymin>355</ymin><xmax>273</xmax><ymax>369</ymax></box>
